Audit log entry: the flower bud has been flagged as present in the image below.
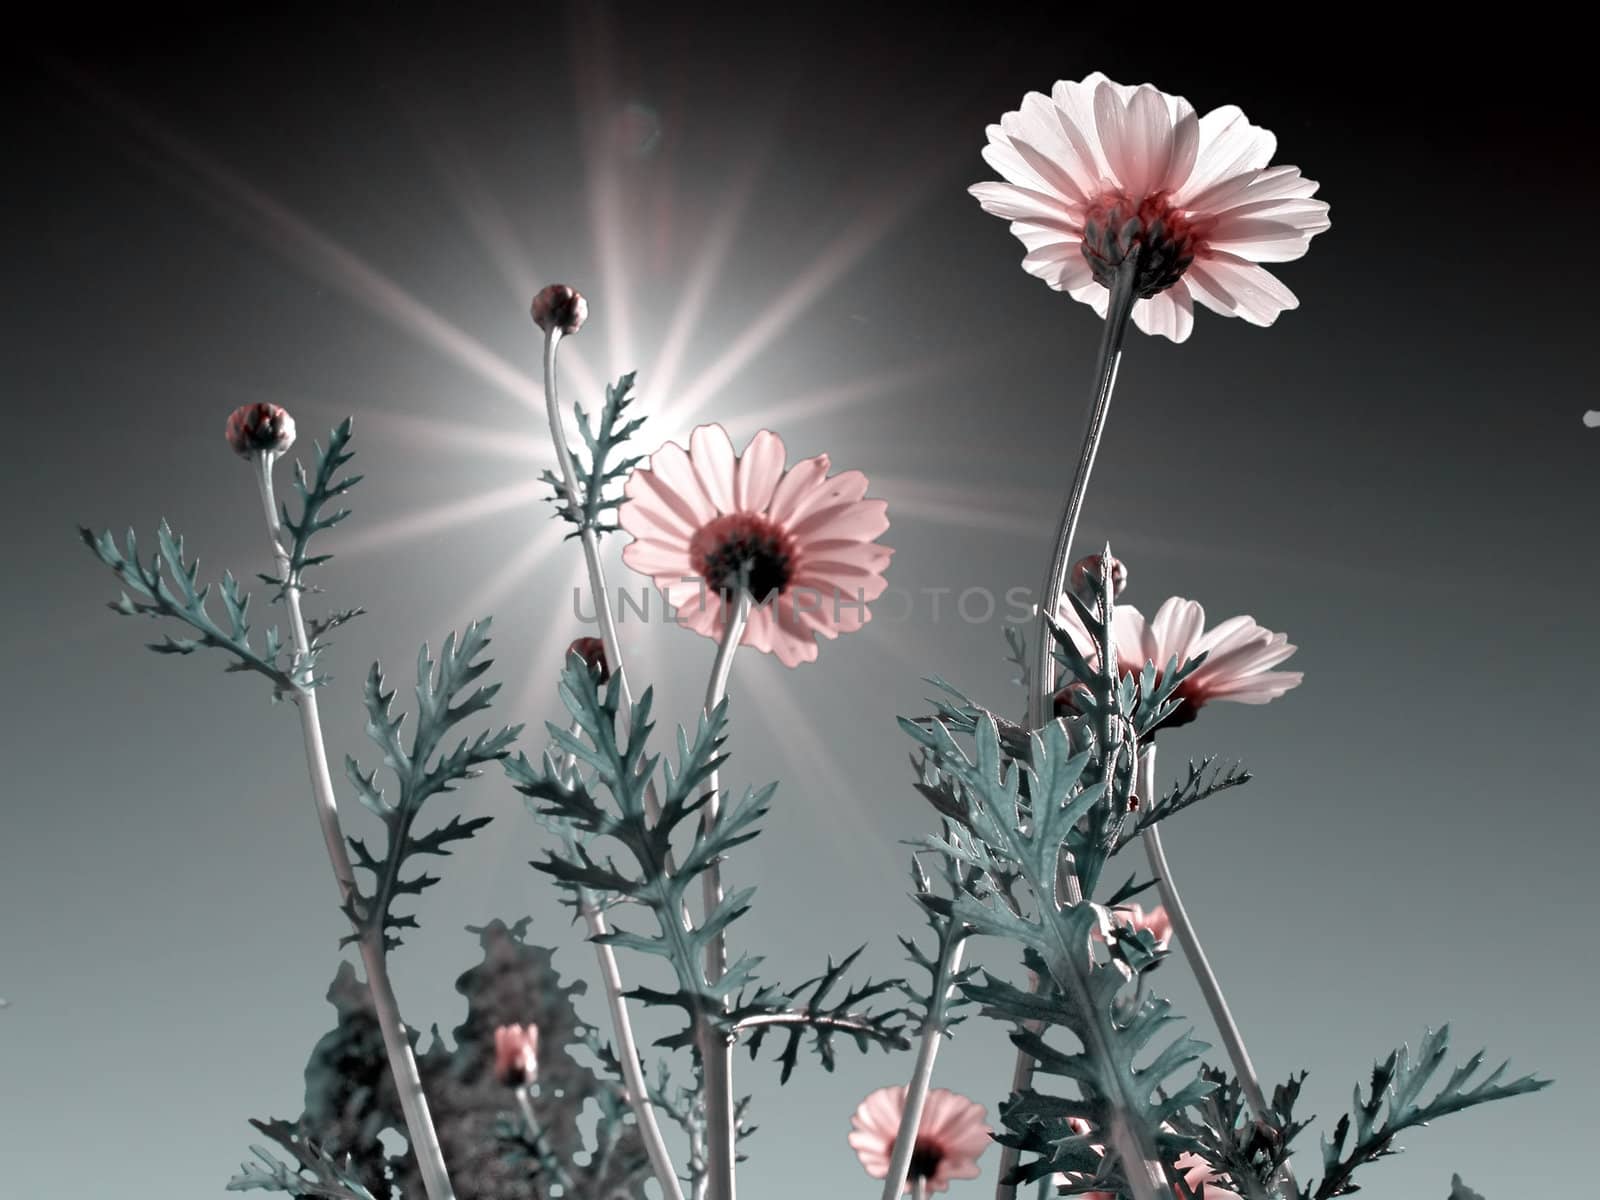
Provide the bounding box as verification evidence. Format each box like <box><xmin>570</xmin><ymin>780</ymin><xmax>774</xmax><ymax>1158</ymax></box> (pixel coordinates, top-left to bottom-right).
<box><xmin>225</xmin><ymin>403</ymin><xmax>296</xmax><ymax>459</ymax></box>
<box><xmin>531</xmin><ymin>284</ymin><xmax>588</xmax><ymax>335</ymax></box>
<box><xmin>492</xmin><ymin>1023</ymin><xmax>540</xmax><ymax>1088</ymax></box>
<box><xmin>567</xmin><ymin>636</ymin><xmax>610</xmax><ymax>682</ymax></box>
<box><xmin>1069</xmin><ymin>553</ymin><xmax>1127</xmax><ymax>604</ymax></box>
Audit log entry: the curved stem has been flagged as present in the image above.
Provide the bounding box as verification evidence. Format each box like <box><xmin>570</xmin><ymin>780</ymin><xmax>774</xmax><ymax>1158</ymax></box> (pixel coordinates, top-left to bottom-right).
<box><xmin>880</xmin><ymin>926</ymin><xmax>968</xmax><ymax>1200</ymax></box>
<box><xmin>1138</xmin><ymin>745</ymin><xmax>1296</xmax><ymax>1197</ymax></box>
<box><xmin>697</xmin><ymin>592</ymin><xmax>750</xmax><ymax>1200</ymax></box>
<box><xmin>1000</xmin><ymin>256</ymin><xmax>1141</xmax><ymax>1200</ymax></box>
<box><xmin>543</xmin><ymin>331</ymin><xmax>642</xmax><ymax>758</ymax></box>
<box><xmin>1025</xmin><ymin>258</ymin><xmax>1141</xmax><ymax>733</ymax></box>
<box><xmin>552</xmin><ymin>723</ymin><xmax>687</xmax><ymax>1200</ymax></box>
<box><xmin>542</xmin><ymin>328</ymin><xmax>687</xmax><ymax>1200</ymax></box>
<box><xmin>252</xmin><ymin>454</ymin><xmax>457</xmax><ymax>1200</ymax></box>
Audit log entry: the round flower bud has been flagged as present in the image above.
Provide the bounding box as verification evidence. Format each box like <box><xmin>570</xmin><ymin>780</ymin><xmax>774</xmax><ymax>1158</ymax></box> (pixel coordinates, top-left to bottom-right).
<box><xmin>1068</xmin><ymin>553</ymin><xmax>1127</xmax><ymax>605</ymax></box>
<box><xmin>492</xmin><ymin>1023</ymin><xmax>539</xmax><ymax>1088</ymax></box>
<box><xmin>225</xmin><ymin>403</ymin><xmax>296</xmax><ymax>459</ymax></box>
<box><xmin>531</xmin><ymin>284</ymin><xmax>588</xmax><ymax>335</ymax></box>
<box><xmin>567</xmin><ymin>636</ymin><xmax>610</xmax><ymax>682</ymax></box>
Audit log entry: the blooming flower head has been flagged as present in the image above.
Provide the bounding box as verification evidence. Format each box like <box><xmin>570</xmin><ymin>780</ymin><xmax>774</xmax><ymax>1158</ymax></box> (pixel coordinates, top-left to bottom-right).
<box><xmin>1055</xmin><ymin>589</ymin><xmax>1302</xmax><ymax>732</ymax></box>
<box><xmin>530</xmin><ymin>284</ymin><xmax>588</xmax><ymax>335</ymax></box>
<box><xmin>224</xmin><ymin>403</ymin><xmax>296</xmax><ymax>459</ymax></box>
<box><xmin>849</xmin><ymin>1086</ymin><xmax>991</xmax><ymax>1194</ymax></box>
<box><xmin>620</xmin><ymin>424</ymin><xmax>892</xmax><ymax>667</ymax></box>
<box><xmin>492</xmin><ymin>1023</ymin><xmax>539</xmax><ymax>1088</ymax></box>
<box><xmin>971</xmin><ymin>73</ymin><xmax>1329</xmax><ymax>341</ymax></box>
<box><xmin>567</xmin><ymin>635</ymin><xmax>610</xmax><ymax>682</ymax></box>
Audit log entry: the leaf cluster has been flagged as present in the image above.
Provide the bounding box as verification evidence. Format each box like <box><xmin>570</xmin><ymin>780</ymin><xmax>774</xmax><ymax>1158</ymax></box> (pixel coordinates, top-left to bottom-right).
<box><xmin>506</xmin><ymin>657</ymin><xmax>770</xmax><ymax>1045</ymax></box>
<box><xmin>81</xmin><ymin>522</ymin><xmax>294</xmax><ymax>694</ymax></box>
<box><xmin>343</xmin><ymin>619</ymin><xmax>521</xmax><ymax>951</ymax></box>
<box><xmin>541</xmin><ymin>372</ymin><xmax>645</xmax><ymax>537</ymax></box>
<box><xmin>227</xmin><ymin>1118</ymin><xmax>378</xmax><ymax>1200</ymax></box>
<box><xmin>258</xmin><ymin>418</ymin><xmax>362</xmax><ymax>598</ymax></box>
<box><xmin>1297</xmin><ymin>1027</ymin><xmax>1547</xmax><ymax>1199</ymax></box>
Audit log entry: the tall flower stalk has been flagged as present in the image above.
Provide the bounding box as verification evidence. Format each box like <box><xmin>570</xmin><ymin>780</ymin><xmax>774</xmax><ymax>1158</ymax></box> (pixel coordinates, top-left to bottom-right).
<box><xmin>535</xmin><ymin>286</ymin><xmax>686</xmax><ymax>1200</ymax></box>
<box><xmin>1056</xmin><ymin>583</ymin><xmax>1306</xmax><ymax>1193</ymax></box>
<box><xmin>697</xmin><ymin>590</ymin><xmax>750</xmax><ymax>1200</ymax></box>
<box><xmin>249</xmin><ymin>449</ymin><xmax>457</xmax><ymax>1200</ymax></box>
<box><xmin>1138</xmin><ymin>748</ymin><xmax>1297</xmax><ymax>1196</ymax></box>
<box><xmin>992</xmin><ymin>253</ymin><xmax>1140</xmax><ymax>1200</ymax></box>
<box><xmin>1024</xmin><ymin>255</ymin><xmax>1139</xmax><ymax>735</ymax></box>
<box><xmin>972</xmin><ymin>71</ymin><xmax>1331</xmax><ymax>1197</ymax></box>
<box><xmin>878</xmin><ymin>928</ymin><xmax>969</xmax><ymax>1200</ymax></box>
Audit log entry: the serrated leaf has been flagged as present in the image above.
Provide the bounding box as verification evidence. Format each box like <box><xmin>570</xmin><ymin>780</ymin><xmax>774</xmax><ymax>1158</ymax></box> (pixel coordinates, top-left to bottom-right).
<box><xmin>342</xmin><ymin>618</ymin><xmax>520</xmax><ymax>952</ymax></box>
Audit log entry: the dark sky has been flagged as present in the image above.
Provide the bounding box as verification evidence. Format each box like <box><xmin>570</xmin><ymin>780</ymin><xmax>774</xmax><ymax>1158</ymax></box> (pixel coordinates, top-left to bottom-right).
<box><xmin>4</xmin><ymin>15</ymin><xmax>1596</xmax><ymax>1200</ymax></box>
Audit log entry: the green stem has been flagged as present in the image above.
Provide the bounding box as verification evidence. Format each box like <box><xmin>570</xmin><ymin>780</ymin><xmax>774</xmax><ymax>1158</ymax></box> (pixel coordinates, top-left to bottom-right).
<box><xmin>541</xmin><ymin>325</ymin><xmax>687</xmax><ymax>1200</ymax></box>
<box><xmin>252</xmin><ymin>453</ymin><xmax>457</xmax><ymax>1200</ymax></box>
<box><xmin>1000</xmin><ymin>255</ymin><xmax>1141</xmax><ymax>1200</ymax></box>
<box><xmin>879</xmin><ymin>924</ymin><xmax>969</xmax><ymax>1200</ymax></box>
<box><xmin>1138</xmin><ymin>745</ymin><xmax>1296</xmax><ymax>1197</ymax></box>
<box><xmin>698</xmin><ymin>592</ymin><xmax>750</xmax><ymax>1200</ymax></box>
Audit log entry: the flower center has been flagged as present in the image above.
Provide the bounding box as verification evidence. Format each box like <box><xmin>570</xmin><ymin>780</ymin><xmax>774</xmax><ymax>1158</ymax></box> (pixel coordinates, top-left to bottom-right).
<box><xmin>1080</xmin><ymin>191</ymin><xmax>1204</xmax><ymax>299</ymax></box>
<box><xmin>689</xmin><ymin>513</ymin><xmax>797</xmax><ymax>602</ymax></box>
<box><xmin>907</xmin><ymin>1138</ymin><xmax>943</xmax><ymax>1182</ymax></box>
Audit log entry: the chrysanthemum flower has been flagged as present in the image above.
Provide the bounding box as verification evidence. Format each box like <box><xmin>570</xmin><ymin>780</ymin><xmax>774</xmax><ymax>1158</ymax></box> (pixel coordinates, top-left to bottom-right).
<box><xmin>224</xmin><ymin>402</ymin><xmax>296</xmax><ymax>458</ymax></box>
<box><xmin>1055</xmin><ymin>593</ymin><xmax>1302</xmax><ymax>731</ymax></box>
<box><xmin>849</xmin><ymin>1086</ymin><xmax>991</xmax><ymax>1194</ymax></box>
<box><xmin>492</xmin><ymin>1023</ymin><xmax>539</xmax><ymax>1088</ymax></box>
<box><xmin>970</xmin><ymin>72</ymin><xmax>1329</xmax><ymax>341</ymax></box>
<box><xmin>619</xmin><ymin>424</ymin><xmax>892</xmax><ymax>667</ymax></box>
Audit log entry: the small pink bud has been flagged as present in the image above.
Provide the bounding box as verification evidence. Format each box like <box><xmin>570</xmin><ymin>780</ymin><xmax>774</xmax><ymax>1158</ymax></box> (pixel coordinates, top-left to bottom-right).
<box><xmin>225</xmin><ymin>403</ymin><xmax>296</xmax><ymax>459</ymax></box>
<box><xmin>531</xmin><ymin>284</ymin><xmax>588</xmax><ymax>335</ymax></box>
<box><xmin>1069</xmin><ymin>553</ymin><xmax>1127</xmax><ymax>604</ymax></box>
<box><xmin>568</xmin><ymin>636</ymin><xmax>610</xmax><ymax>682</ymax></box>
<box><xmin>492</xmin><ymin>1023</ymin><xmax>539</xmax><ymax>1088</ymax></box>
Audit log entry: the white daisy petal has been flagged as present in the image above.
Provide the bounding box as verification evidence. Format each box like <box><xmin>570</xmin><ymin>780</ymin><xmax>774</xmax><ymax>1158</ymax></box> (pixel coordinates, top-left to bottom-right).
<box><xmin>973</xmin><ymin>75</ymin><xmax>1324</xmax><ymax>337</ymax></box>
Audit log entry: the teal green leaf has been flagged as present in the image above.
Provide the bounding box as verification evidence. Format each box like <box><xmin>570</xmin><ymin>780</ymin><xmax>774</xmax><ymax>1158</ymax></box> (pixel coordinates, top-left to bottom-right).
<box><xmin>542</xmin><ymin>372</ymin><xmax>646</xmax><ymax>537</ymax></box>
<box><xmin>903</xmin><ymin>711</ymin><xmax>1210</xmax><ymax>1192</ymax></box>
<box><xmin>507</xmin><ymin>656</ymin><xmax>772</xmax><ymax>1044</ymax></box>
<box><xmin>259</xmin><ymin>419</ymin><xmax>362</xmax><ymax>599</ymax></box>
<box><xmin>227</xmin><ymin>1118</ymin><xmax>378</xmax><ymax>1199</ymax></box>
<box><xmin>80</xmin><ymin>522</ymin><xmax>293</xmax><ymax>694</ymax></box>
<box><xmin>342</xmin><ymin>618</ymin><xmax>521</xmax><ymax>951</ymax></box>
<box><xmin>1304</xmin><ymin>1026</ymin><xmax>1548</xmax><ymax>1199</ymax></box>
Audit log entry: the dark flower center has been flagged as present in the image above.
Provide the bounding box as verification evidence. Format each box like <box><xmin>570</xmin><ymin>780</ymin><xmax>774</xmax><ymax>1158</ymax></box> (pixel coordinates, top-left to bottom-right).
<box><xmin>689</xmin><ymin>513</ymin><xmax>797</xmax><ymax>602</ymax></box>
<box><xmin>907</xmin><ymin>1138</ymin><xmax>943</xmax><ymax>1182</ymax></box>
<box><xmin>1080</xmin><ymin>191</ymin><xmax>1205</xmax><ymax>299</ymax></box>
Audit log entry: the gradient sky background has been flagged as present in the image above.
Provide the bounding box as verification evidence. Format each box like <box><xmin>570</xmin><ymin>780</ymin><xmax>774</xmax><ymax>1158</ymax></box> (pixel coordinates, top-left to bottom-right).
<box><xmin>4</xmin><ymin>14</ymin><xmax>1596</xmax><ymax>1200</ymax></box>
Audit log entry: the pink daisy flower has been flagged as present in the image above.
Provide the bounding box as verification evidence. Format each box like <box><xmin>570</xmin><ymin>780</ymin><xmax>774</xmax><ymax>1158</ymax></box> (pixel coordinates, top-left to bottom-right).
<box><xmin>491</xmin><ymin>1023</ymin><xmax>539</xmax><ymax>1088</ymax></box>
<box><xmin>619</xmin><ymin>424</ymin><xmax>892</xmax><ymax>668</ymax></box>
<box><xmin>1055</xmin><ymin>592</ymin><xmax>1302</xmax><ymax>732</ymax></box>
<box><xmin>849</xmin><ymin>1086</ymin><xmax>992</xmax><ymax>1194</ymax></box>
<box><xmin>970</xmin><ymin>72</ymin><xmax>1329</xmax><ymax>342</ymax></box>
